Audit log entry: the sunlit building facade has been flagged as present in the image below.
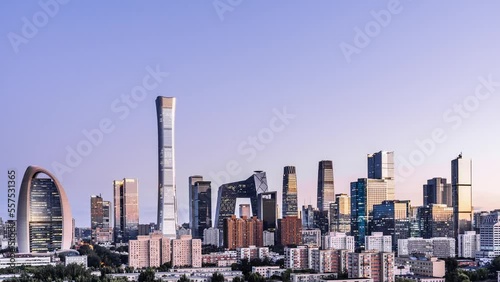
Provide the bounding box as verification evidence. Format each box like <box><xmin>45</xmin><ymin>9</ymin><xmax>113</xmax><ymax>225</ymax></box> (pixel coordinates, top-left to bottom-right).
<box><xmin>156</xmin><ymin>96</ymin><xmax>177</xmax><ymax>239</ymax></box>
<box><xmin>17</xmin><ymin>166</ymin><xmax>73</xmax><ymax>253</ymax></box>
<box><xmin>282</xmin><ymin>166</ymin><xmax>298</xmax><ymax>218</ymax></box>
<box><xmin>423</xmin><ymin>177</ymin><xmax>452</xmax><ymax>207</ymax></box>
<box><xmin>452</xmin><ymin>154</ymin><xmax>473</xmax><ymax>236</ymax></box>
<box><xmin>114</xmin><ymin>178</ymin><xmax>139</xmax><ymax>243</ymax></box>
<box><xmin>317</xmin><ymin>160</ymin><xmax>335</xmax><ymax>212</ymax></box>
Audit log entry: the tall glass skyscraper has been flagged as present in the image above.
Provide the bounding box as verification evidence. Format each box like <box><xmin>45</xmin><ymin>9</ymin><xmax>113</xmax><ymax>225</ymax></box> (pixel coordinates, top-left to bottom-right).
<box><xmin>317</xmin><ymin>160</ymin><xmax>335</xmax><ymax>212</ymax></box>
<box><xmin>189</xmin><ymin>176</ymin><xmax>212</xmax><ymax>239</ymax></box>
<box><xmin>258</xmin><ymin>191</ymin><xmax>277</xmax><ymax>230</ymax></box>
<box><xmin>423</xmin><ymin>177</ymin><xmax>452</xmax><ymax>207</ymax></box>
<box><xmin>367</xmin><ymin>151</ymin><xmax>395</xmax><ymax>200</ymax></box>
<box><xmin>282</xmin><ymin>166</ymin><xmax>298</xmax><ymax>218</ymax></box>
<box><xmin>156</xmin><ymin>96</ymin><xmax>177</xmax><ymax>238</ymax></box>
<box><xmin>113</xmin><ymin>178</ymin><xmax>139</xmax><ymax>243</ymax></box>
<box><xmin>452</xmin><ymin>154</ymin><xmax>473</xmax><ymax>236</ymax></box>
<box><xmin>17</xmin><ymin>166</ymin><xmax>73</xmax><ymax>253</ymax></box>
<box><xmin>351</xmin><ymin>178</ymin><xmax>392</xmax><ymax>250</ymax></box>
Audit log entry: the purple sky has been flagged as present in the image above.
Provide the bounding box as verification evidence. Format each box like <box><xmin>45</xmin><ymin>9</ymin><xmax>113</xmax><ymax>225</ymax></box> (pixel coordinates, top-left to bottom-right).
<box><xmin>1</xmin><ymin>1</ymin><xmax>500</xmax><ymax>227</ymax></box>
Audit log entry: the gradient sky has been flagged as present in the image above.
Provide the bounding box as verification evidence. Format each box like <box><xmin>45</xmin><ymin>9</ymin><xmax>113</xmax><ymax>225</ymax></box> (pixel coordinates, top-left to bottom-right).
<box><xmin>2</xmin><ymin>1</ymin><xmax>500</xmax><ymax>228</ymax></box>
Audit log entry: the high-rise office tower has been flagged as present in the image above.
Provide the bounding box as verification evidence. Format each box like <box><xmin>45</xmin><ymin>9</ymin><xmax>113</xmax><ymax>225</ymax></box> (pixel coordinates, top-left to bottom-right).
<box><xmin>156</xmin><ymin>96</ymin><xmax>177</xmax><ymax>238</ymax></box>
<box><xmin>17</xmin><ymin>166</ymin><xmax>73</xmax><ymax>253</ymax></box>
<box><xmin>329</xmin><ymin>194</ymin><xmax>351</xmax><ymax>234</ymax></box>
<box><xmin>367</xmin><ymin>151</ymin><xmax>395</xmax><ymax>200</ymax></box>
<box><xmin>90</xmin><ymin>195</ymin><xmax>111</xmax><ymax>242</ymax></box>
<box><xmin>114</xmin><ymin>178</ymin><xmax>139</xmax><ymax>243</ymax></box>
<box><xmin>301</xmin><ymin>205</ymin><xmax>315</xmax><ymax>229</ymax></box>
<box><xmin>258</xmin><ymin>191</ymin><xmax>277</xmax><ymax>230</ymax></box>
<box><xmin>417</xmin><ymin>204</ymin><xmax>454</xmax><ymax>239</ymax></box>
<box><xmin>371</xmin><ymin>200</ymin><xmax>410</xmax><ymax>250</ymax></box>
<box><xmin>317</xmin><ymin>160</ymin><xmax>335</xmax><ymax>212</ymax></box>
<box><xmin>215</xmin><ymin>171</ymin><xmax>268</xmax><ymax>229</ymax></box>
<box><xmin>423</xmin><ymin>177</ymin><xmax>452</xmax><ymax>207</ymax></box>
<box><xmin>452</xmin><ymin>154</ymin><xmax>473</xmax><ymax>236</ymax></box>
<box><xmin>350</xmin><ymin>178</ymin><xmax>392</xmax><ymax>250</ymax></box>
<box><xmin>188</xmin><ymin>176</ymin><xmax>212</xmax><ymax>239</ymax></box>
<box><xmin>282</xmin><ymin>166</ymin><xmax>298</xmax><ymax>218</ymax></box>
<box><xmin>189</xmin><ymin>175</ymin><xmax>203</xmax><ymax>231</ymax></box>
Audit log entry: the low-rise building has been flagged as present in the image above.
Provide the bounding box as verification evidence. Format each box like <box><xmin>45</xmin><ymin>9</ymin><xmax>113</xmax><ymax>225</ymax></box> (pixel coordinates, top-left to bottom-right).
<box><xmin>398</xmin><ymin>238</ymin><xmax>455</xmax><ymax>258</ymax></box>
<box><xmin>251</xmin><ymin>266</ymin><xmax>286</xmax><ymax>278</ymax></box>
<box><xmin>395</xmin><ymin>256</ymin><xmax>445</xmax><ymax>278</ymax></box>
<box><xmin>65</xmin><ymin>255</ymin><xmax>88</xmax><ymax>268</ymax></box>
<box><xmin>236</xmin><ymin>246</ymin><xmax>269</xmax><ymax>262</ymax></box>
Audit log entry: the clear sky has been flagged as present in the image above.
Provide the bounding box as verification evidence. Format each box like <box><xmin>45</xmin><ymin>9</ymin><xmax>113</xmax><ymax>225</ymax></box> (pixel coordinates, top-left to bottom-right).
<box><xmin>2</xmin><ymin>1</ymin><xmax>500</xmax><ymax>228</ymax></box>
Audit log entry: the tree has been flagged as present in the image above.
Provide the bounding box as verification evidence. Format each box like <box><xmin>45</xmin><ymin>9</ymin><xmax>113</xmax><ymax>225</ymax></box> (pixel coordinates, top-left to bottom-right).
<box><xmin>232</xmin><ymin>277</ymin><xmax>244</xmax><ymax>282</ymax></box>
<box><xmin>248</xmin><ymin>273</ymin><xmax>266</xmax><ymax>282</ymax></box>
<box><xmin>282</xmin><ymin>269</ymin><xmax>292</xmax><ymax>282</ymax></box>
<box><xmin>178</xmin><ymin>274</ymin><xmax>190</xmax><ymax>282</ymax></box>
<box><xmin>458</xmin><ymin>272</ymin><xmax>470</xmax><ymax>282</ymax></box>
<box><xmin>211</xmin><ymin>272</ymin><xmax>225</xmax><ymax>282</ymax></box>
<box><xmin>138</xmin><ymin>268</ymin><xmax>157</xmax><ymax>282</ymax></box>
<box><xmin>445</xmin><ymin>258</ymin><xmax>459</xmax><ymax>282</ymax></box>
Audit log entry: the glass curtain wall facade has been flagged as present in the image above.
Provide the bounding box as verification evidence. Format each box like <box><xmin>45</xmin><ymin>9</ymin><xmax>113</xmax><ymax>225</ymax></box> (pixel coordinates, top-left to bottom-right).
<box><xmin>317</xmin><ymin>160</ymin><xmax>335</xmax><ymax>212</ymax></box>
<box><xmin>156</xmin><ymin>96</ymin><xmax>177</xmax><ymax>238</ymax></box>
<box><xmin>282</xmin><ymin>166</ymin><xmax>298</xmax><ymax>217</ymax></box>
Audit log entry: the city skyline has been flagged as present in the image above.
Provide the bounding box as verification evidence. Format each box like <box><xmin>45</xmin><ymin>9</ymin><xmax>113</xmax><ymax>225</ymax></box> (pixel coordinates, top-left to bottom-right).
<box><xmin>3</xmin><ymin>2</ymin><xmax>500</xmax><ymax>229</ymax></box>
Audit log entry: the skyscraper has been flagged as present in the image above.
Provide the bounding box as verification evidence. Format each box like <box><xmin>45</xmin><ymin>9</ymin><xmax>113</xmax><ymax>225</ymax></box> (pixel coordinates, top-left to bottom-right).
<box><xmin>188</xmin><ymin>176</ymin><xmax>212</xmax><ymax>239</ymax></box>
<box><xmin>452</xmin><ymin>154</ymin><xmax>473</xmax><ymax>236</ymax></box>
<box><xmin>329</xmin><ymin>194</ymin><xmax>351</xmax><ymax>234</ymax></box>
<box><xmin>282</xmin><ymin>166</ymin><xmax>298</xmax><ymax>218</ymax></box>
<box><xmin>317</xmin><ymin>160</ymin><xmax>335</xmax><ymax>212</ymax></box>
<box><xmin>351</xmin><ymin>178</ymin><xmax>392</xmax><ymax>250</ymax></box>
<box><xmin>367</xmin><ymin>151</ymin><xmax>395</xmax><ymax>200</ymax></box>
<box><xmin>17</xmin><ymin>166</ymin><xmax>72</xmax><ymax>253</ymax></box>
<box><xmin>156</xmin><ymin>96</ymin><xmax>177</xmax><ymax>238</ymax></box>
<box><xmin>189</xmin><ymin>175</ymin><xmax>203</xmax><ymax>231</ymax></box>
<box><xmin>114</xmin><ymin>178</ymin><xmax>139</xmax><ymax>243</ymax></box>
<box><xmin>258</xmin><ymin>191</ymin><xmax>277</xmax><ymax>230</ymax></box>
<box><xmin>91</xmin><ymin>195</ymin><xmax>111</xmax><ymax>242</ymax></box>
<box><xmin>371</xmin><ymin>200</ymin><xmax>410</xmax><ymax>250</ymax></box>
<box><xmin>215</xmin><ymin>171</ymin><xmax>267</xmax><ymax>229</ymax></box>
<box><xmin>417</xmin><ymin>204</ymin><xmax>454</xmax><ymax>239</ymax></box>
<box><xmin>423</xmin><ymin>177</ymin><xmax>452</xmax><ymax>207</ymax></box>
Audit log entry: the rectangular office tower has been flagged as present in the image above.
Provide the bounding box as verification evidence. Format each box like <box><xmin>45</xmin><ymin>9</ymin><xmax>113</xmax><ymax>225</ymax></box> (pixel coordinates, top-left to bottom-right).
<box><xmin>114</xmin><ymin>178</ymin><xmax>139</xmax><ymax>243</ymax></box>
<box><xmin>282</xmin><ymin>166</ymin><xmax>298</xmax><ymax>217</ymax></box>
<box><xmin>258</xmin><ymin>192</ymin><xmax>277</xmax><ymax>230</ymax></box>
<box><xmin>367</xmin><ymin>151</ymin><xmax>395</xmax><ymax>200</ymax></box>
<box><xmin>423</xmin><ymin>177</ymin><xmax>452</xmax><ymax>207</ymax></box>
<box><xmin>189</xmin><ymin>176</ymin><xmax>212</xmax><ymax>239</ymax></box>
<box><xmin>156</xmin><ymin>96</ymin><xmax>177</xmax><ymax>238</ymax></box>
<box><xmin>317</xmin><ymin>160</ymin><xmax>335</xmax><ymax>212</ymax></box>
<box><xmin>452</xmin><ymin>154</ymin><xmax>473</xmax><ymax>236</ymax></box>
<box><xmin>351</xmin><ymin>178</ymin><xmax>392</xmax><ymax>250</ymax></box>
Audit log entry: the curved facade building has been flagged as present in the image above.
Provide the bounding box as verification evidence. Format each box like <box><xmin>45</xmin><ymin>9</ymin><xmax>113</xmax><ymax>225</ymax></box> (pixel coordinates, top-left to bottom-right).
<box><xmin>17</xmin><ymin>166</ymin><xmax>72</xmax><ymax>253</ymax></box>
